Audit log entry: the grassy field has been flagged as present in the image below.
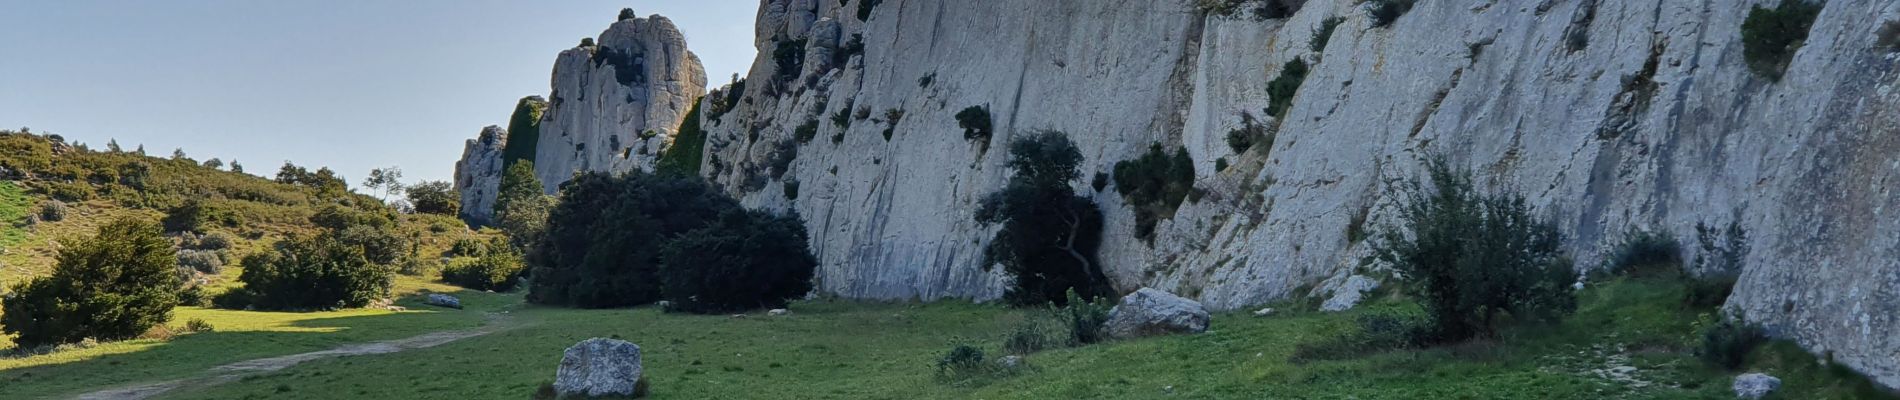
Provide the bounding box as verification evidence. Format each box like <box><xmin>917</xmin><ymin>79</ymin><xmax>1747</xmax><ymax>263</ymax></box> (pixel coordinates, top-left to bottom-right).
<box><xmin>0</xmin><ymin>277</ymin><xmax>1847</xmax><ymax>400</ymax></box>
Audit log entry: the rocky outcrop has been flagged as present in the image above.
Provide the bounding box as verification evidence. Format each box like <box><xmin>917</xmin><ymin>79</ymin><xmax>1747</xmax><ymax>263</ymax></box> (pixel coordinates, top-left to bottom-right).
<box><xmin>1732</xmin><ymin>373</ymin><xmax>1781</xmax><ymax>399</ymax></box>
<box><xmin>1103</xmin><ymin>288</ymin><xmax>1211</xmax><ymax>339</ymax></box>
<box><xmin>423</xmin><ymin>293</ymin><xmax>462</xmax><ymax>310</ymax></box>
<box><xmin>700</xmin><ymin>0</ymin><xmax>1900</xmax><ymax>387</ymax></box>
<box><xmin>554</xmin><ymin>338</ymin><xmax>645</xmax><ymax>398</ymax></box>
<box><xmin>532</xmin><ymin>11</ymin><xmax>708</xmax><ymax>193</ymax></box>
<box><xmin>452</xmin><ymin>125</ymin><xmax>507</xmax><ymax>226</ymax></box>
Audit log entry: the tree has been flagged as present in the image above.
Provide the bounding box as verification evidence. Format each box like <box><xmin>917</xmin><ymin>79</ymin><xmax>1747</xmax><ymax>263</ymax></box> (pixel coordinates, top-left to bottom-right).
<box><xmin>618</xmin><ymin>7</ymin><xmax>637</xmax><ymax>20</ymax></box>
<box><xmin>106</xmin><ymin>139</ymin><xmax>122</xmax><ymax>153</ymax></box>
<box><xmin>171</xmin><ymin>148</ymin><xmax>189</xmax><ymax>161</ymax></box>
<box><xmin>1369</xmin><ymin>157</ymin><xmax>1577</xmax><ymax>343</ymax></box>
<box><xmin>527</xmin><ymin>171</ymin><xmax>738</xmax><ymax>308</ymax></box>
<box><xmin>405</xmin><ymin>180</ymin><xmax>460</xmax><ymax>216</ymax></box>
<box><xmin>230</xmin><ymin>233</ymin><xmax>391</xmax><ymax>310</ymax></box>
<box><xmin>202</xmin><ymin>158</ymin><xmax>224</xmax><ymax>170</ymax></box>
<box><xmin>134</xmin><ymin>144</ymin><xmax>145</xmax><ymax>156</ymax></box>
<box><xmin>974</xmin><ymin>131</ymin><xmax>1111</xmax><ymax>306</ymax></box>
<box><xmin>230</xmin><ymin>159</ymin><xmax>243</xmax><ymax>173</ymax></box>
<box><xmin>493</xmin><ymin>161</ymin><xmax>549</xmax><ymax>246</ymax></box>
<box><xmin>658</xmin><ymin>208</ymin><xmax>817</xmax><ymax>314</ymax></box>
<box><xmin>2</xmin><ymin>218</ymin><xmax>179</xmax><ymax>347</ymax></box>
<box><xmin>362</xmin><ymin>166</ymin><xmax>405</xmax><ymax>202</ymax></box>
<box><xmin>441</xmin><ymin>238</ymin><xmax>525</xmax><ymax>292</ymax></box>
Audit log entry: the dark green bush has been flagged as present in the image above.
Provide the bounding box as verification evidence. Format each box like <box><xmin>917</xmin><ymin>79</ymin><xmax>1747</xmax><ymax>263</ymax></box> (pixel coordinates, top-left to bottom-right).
<box><xmin>657</xmin><ymin>209</ymin><xmax>817</xmax><ymax>314</ymax></box>
<box><xmin>1290</xmin><ymin>311</ymin><xmax>1429</xmax><ymax>363</ymax></box>
<box><xmin>617</xmin><ymin>7</ymin><xmax>636</xmax><ymax>21</ymax></box>
<box><xmin>881</xmin><ymin>108</ymin><xmax>904</xmax><ymax>141</ymax></box>
<box><xmin>1370</xmin><ymin>158</ymin><xmax>1577</xmax><ymax>343</ymax></box>
<box><xmin>783</xmin><ymin>178</ymin><xmax>801</xmax><ymax>200</ymax></box>
<box><xmin>767</xmin><ymin>141</ymin><xmax>798</xmax><ymax>179</ymax></box>
<box><xmin>1879</xmin><ymin>21</ymin><xmax>1900</xmax><ymax>51</ymax></box>
<box><xmin>829</xmin><ymin>99</ymin><xmax>855</xmax><ymax>132</ymax></box>
<box><xmin>441</xmin><ymin>240</ymin><xmax>525</xmax><ymax>292</ymax></box>
<box><xmin>1225</xmin><ymin>112</ymin><xmax>1271</xmax><ymax>154</ymax></box>
<box><xmin>793</xmin><ymin>119</ymin><xmax>820</xmax><ymax>144</ymax></box>
<box><xmin>405</xmin><ymin>180</ymin><xmax>460</xmax><ymax>216</ymax></box>
<box><xmin>656</xmin><ymin>101</ymin><xmax>707</xmax><ymax>177</ymax></box>
<box><xmin>856</xmin><ymin>0</ymin><xmax>883</xmax><ymax>21</ymax></box>
<box><xmin>184</xmin><ymin>318</ymin><xmax>214</xmax><ymax>333</ymax></box>
<box><xmin>1112</xmin><ymin>144</ymin><xmax>1196</xmax><ymax>240</ymax></box>
<box><xmin>1366</xmin><ymin>0</ymin><xmax>1416</xmax><ymax>28</ymax></box>
<box><xmin>528</xmin><ymin>171</ymin><xmax>738</xmax><ymax>308</ymax></box>
<box><xmin>976</xmin><ymin>132</ymin><xmax>1112</xmax><ymax>306</ymax></box>
<box><xmin>230</xmin><ymin>233</ymin><xmax>391</xmax><ymax>310</ymax></box>
<box><xmin>1215</xmin><ymin>158</ymin><xmax>1230</xmax><ymax>172</ymax></box>
<box><xmin>1</xmin><ymin>217</ymin><xmax>179</xmax><ymax>348</ymax></box>
<box><xmin>450</xmin><ymin>237</ymin><xmax>489</xmax><ymax>258</ymax></box>
<box><xmin>1311</xmin><ymin>16</ymin><xmax>1346</xmax><ymax>52</ymax></box>
<box><xmin>1057</xmin><ymin>289</ymin><xmax>1112</xmax><ymax>346</ymax></box>
<box><xmin>502</xmin><ymin>96</ymin><xmax>547</xmax><ymax>168</ymax></box>
<box><xmin>336</xmin><ymin>225</ymin><xmax>408</xmax><ymax>266</ymax></box>
<box><xmin>955</xmin><ymin>106</ymin><xmax>993</xmax><ymax>143</ymax></box>
<box><xmin>774</xmin><ymin>38</ymin><xmax>808</xmax><ymax>85</ymax></box>
<box><xmin>1604</xmin><ymin>229</ymin><xmax>1682</xmax><ymax>276</ymax></box>
<box><xmin>162</xmin><ymin>199</ymin><xmax>237</xmax><ymax>233</ymax></box>
<box><xmin>1266</xmin><ymin>58</ymin><xmax>1310</xmax><ymax>118</ymax></box>
<box><xmin>935</xmin><ymin>343</ymin><xmax>988</xmax><ymax>376</ymax></box>
<box><xmin>309</xmin><ymin>204</ymin><xmax>394</xmax><ymax>232</ymax></box>
<box><xmin>38</xmin><ymin>200</ymin><xmax>66</xmax><ymax>222</ymax></box>
<box><xmin>1698</xmin><ymin>318</ymin><xmax>1766</xmax><ymax>370</ymax></box>
<box><xmin>1740</xmin><ymin>0</ymin><xmax>1823</xmax><ymax>80</ymax></box>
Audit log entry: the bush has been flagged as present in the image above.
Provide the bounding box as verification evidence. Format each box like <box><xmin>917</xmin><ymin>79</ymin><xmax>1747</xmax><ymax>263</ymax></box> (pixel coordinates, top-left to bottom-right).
<box><xmin>336</xmin><ymin>225</ymin><xmax>408</xmax><ymax>266</ymax></box>
<box><xmin>1</xmin><ymin>217</ymin><xmax>180</xmax><ymax>348</ymax></box>
<box><xmin>1311</xmin><ymin>16</ymin><xmax>1346</xmax><ymax>52</ymax></box>
<box><xmin>196</xmin><ymin>232</ymin><xmax>235</xmax><ymax>251</ymax></box>
<box><xmin>1740</xmin><ymin>0</ymin><xmax>1823</xmax><ymax>80</ymax></box>
<box><xmin>162</xmin><ymin>199</ymin><xmax>234</xmax><ymax>233</ymax></box>
<box><xmin>975</xmin><ymin>132</ymin><xmax>1112</xmax><ymax>306</ymax></box>
<box><xmin>656</xmin><ymin>101</ymin><xmax>707</xmax><ymax>176</ymax></box>
<box><xmin>1369</xmin><ymin>158</ymin><xmax>1577</xmax><ymax>343</ymax></box>
<box><xmin>955</xmin><ymin>106</ymin><xmax>994</xmax><ymax>144</ymax></box>
<box><xmin>793</xmin><ymin>119</ymin><xmax>819</xmax><ymax>144</ymax></box>
<box><xmin>1880</xmin><ymin>21</ymin><xmax>1900</xmax><ymax>52</ymax></box>
<box><xmin>829</xmin><ymin>99</ymin><xmax>855</xmax><ymax>133</ymax></box>
<box><xmin>442</xmin><ymin>244</ymin><xmax>525</xmax><ymax>292</ymax></box>
<box><xmin>230</xmin><ymin>233</ymin><xmax>392</xmax><ymax>310</ymax></box>
<box><xmin>528</xmin><ymin>171</ymin><xmax>738</xmax><ymax>308</ymax></box>
<box><xmin>617</xmin><ymin>7</ymin><xmax>636</xmax><ymax>21</ymax></box>
<box><xmin>881</xmin><ymin>108</ymin><xmax>904</xmax><ymax>141</ymax></box>
<box><xmin>1290</xmin><ymin>311</ymin><xmax>1428</xmax><ymax>363</ymax></box>
<box><xmin>1112</xmin><ymin>144</ymin><xmax>1196</xmax><ymax>240</ymax></box>
<box><xmin>1604</xmin><ymin>229</ymin><xmax>1682</xmax><ymax>276</ymax></box>
<box><xmin>38</xmin><ymin>200</ymin><xmax>67</xmax><ymax>222</ymax></box>
<box><xmin>1684</xmin><ymin>271</ymin><xmax>1739</xmax><ymax>309</ymax></box>
<box><xmin>774</xmin><ymin>38</ymin><xmax>808</xmax><ymax>85</ymax></box>
<box><xmin>1002</xmin><ymin>320</ymin><xmax>1054</xmax><ymax>355</ymax></box>
<box><xmin>405</xmin><ymin>180</ymin><xmax>459</xmax><ymax>216</ymax></box>
<box><xmin>935</xmin><ymin>342</ymin><xmax>988</xmax><ymax>376</ymax></box>
<box><xmin>1266</xmin><ymin>58</ymin><xmax>1310</xmax><ymax>118</ymax></box>
<box><xmin>1366</xmin><ymin>0</ymin><xmax>1416</xmax><ymax>28</ymax></box>
<box><xmin>177</xmin><ymin>249</ymin><xmax>226</xmax><ymax>275</ymax></box>
<box><xmin>42</xmin><ymin>181</ymin><xmax>95</xmax><ymax>202</ymax></box>
<box><xmin>309</xmin><ymin>204</ymin><xmax>393</xmax><ymax>232</ymax></box>
<box><xmin>856</xmin><ymin>0</ymin><xmax>883</xmax><ymax>21</ymax></box>
<box><xmin>1057</xmin><ymin>289</ymin><xmax>1112</xmax><ymax>346</ymax></box>
<box><xmin>1698</xmin><ymin>318</ymin><xmax>1766</xmax><ymax>370</ymax></box>
<box><xmin>450</xmin><ymin>237</ymin><xmax>489</xmax><ymax>258</ymax></box>
<box><xmin>184</xmin><ymin>318</ymin><xmax>215</xmax><ymax>333</ymax></box>
<box><xmin>657</xmin><ymin>209</ymin><xmax>817</xmax><ymax>314</ymax></box>
<box><xmin>783</xmin><ymin>178</ymin><xmax>800</xmax><ymax>200</ymax></box>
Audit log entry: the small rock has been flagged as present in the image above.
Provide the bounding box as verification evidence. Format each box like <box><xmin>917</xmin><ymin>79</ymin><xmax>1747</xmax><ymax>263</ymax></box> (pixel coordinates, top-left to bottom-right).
<box><xmin>386</xmin><ymin>306</ymin><xmax>407</xmax><ymax>312</ymax></box>
<box><xmin>554</xmin><ymin>338</ymin><xmax>644</xmax><ymax>398</ymax></box>
<box><xmin>424</xmin><ymin>293</ymin><xmax>462</xmax><ymax>309</ymax></box>
<box><xmin>1103</xmin><ymin>288</ymin><xmax>1211</xmax><ymax>339</ymax></box>
<box><xmin>655</xmin><ymin>300</ymin><xmax>672</xmax><ymax>310</ymax></box>
<box><xmin>767</xmin><ymin>308</ymin><xmax>790</xmax><ymax>316</ymax></box>
<box><xmin>729</xmin><ymin>314</ymin><xmax>747</xmax><ymax>319</ymax></box>
<box><xmin>1321</xmin><ymin>275</ymin><xmax>1379</xmax><ymax>312</ymax></box>
<box><xmin>1732</xmin><ymin>373</ymin><xmax>1781</xmax><ymax>399</ymax></box>
<box><xmin>1252</xmin><ymin>307</ymin><xmax>1275</xmax><ymax>317</ymax></box>
<box><xmin>998</xmin><ymin>355</ymin><xmax>1023</xmax><ymax>369</ymax></box>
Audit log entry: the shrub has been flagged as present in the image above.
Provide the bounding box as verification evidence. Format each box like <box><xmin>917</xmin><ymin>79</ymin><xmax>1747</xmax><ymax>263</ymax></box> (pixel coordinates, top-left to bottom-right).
<box><xmin>1225</xmin><ymin>112</ymin><xmax>1272</xmax><ymax>154</ymax></box>
<box><xmin>1266</xmin><ymin>58</ymin><xmax>1310</xmax><ymax>118</ymax></box>
<box><xmin>1</xmin><ymin>217</ymin><xmax>179</xmax><ymax>348</ymax></box>
<box><xmin>336</xmin><ymin>225</ymin><xmax>408</xmax><ymax>266</ymax></box>
<box><xmin>528</xmin><ymin>171</ymin><xmax>739</xmax><ymax>308</ymax></box>
<box><xmin>617</xmin><ymin>7</ymin><xmax>636</xmax><ymax>21</ymax></box>
<box><xmin>231</xmin><ymin>233</ymin><xmax>392</xmax><ymax>310</ymax></box>
<box><xmin>856</xmin><ymin>0</ymin><xmax>883</xmax><ymax>21</ymax></box>
<box><xmin>494</xmin><ymin>161</ymin><xmax>550</xmax><ymax>244</ymax></box>
<box><xmin>1369</xmin><ymin>157</ymin><xmax>1577</xmax><ymax>343</ymax></box>
<box><xmin>881</xmin><ymin>108</ymin><xmax>904</xmax><ymax>141</ymax></box>
<box><xmin>1698</xmin><ymin>317</ymin><xmax>1766</xmax><ymax>370</ymax></box>
<box><xmin>1057</xmin><ymin>289</ymin><xmax>1112</xmax><ymax>346</ymax></box>
<box><xmin>1215</xmin><ymin>157</ymin><xmax>1229</xmax><ymax>172</ymax></box>
<box><xmin>656</xmin><ymin>101</ymin><xmax>707</xmax><ymax>177</ymax></box>
<box><xmin>1112</xmin><ymin>144</ymin><xmax>1196</xmax><ymax>240</ymax></box>
<box><xmin>829</xmin><ymin>99</ymin><xmax>855</xmax><ymax>132</ymax></box>
<box><xmin>1366</xmin><ymin>0</ymin><xmax>1416</xmax><ymax>28</ymax></box>
<box><xmin>177</xmin><ymin>284</ymin><xmax>211</xmax><ymax>307</ymax></box>
<box><xmin>1311</xmin><ymin>17</ymin><xmax>1346</xmax><ymax>52</ymax></box>
<box><xmin>793</xmin><ymin>119</ymin><xmax>820</xmax><ymax>144</ymax></box>
<box><xmin>184</xmin><ymin>318</ymin><xmax>215</xmax><ymax>333</ymax></box>
<box><xmin>1290</xmin><ymin>311</ymin><xmax>1429</xmax><ymax>363</ymax></box>
<box><xmin>657</xmin><ymin>209</ymin><xmax>817</xmax><ymax>314</ymax></box>
<box><xmin>196</xmin><ymin>232</ymin><xmax>235</xmax><ymax>251</ymax></box>
<box><xmin>405</xmin><ymin>180</ymin><xmax>460</xmax><ymax>216</ymax></box>
<box><xmin>783</xmin><ymin>178</ymin><xmax>801</xmax><ymax>200</ymax></box>
<box><xmin>774</xmin><ymin>38</ymin><xmax>808</xmax><ymax>85</ymax></box>
<box><xmin>450</xmin><ymin>237</ymin><xmax>489</xmax><ymax>258</ymax></box>
<box><xmin>1879</xmin><ymin>21</ymin><xmax>1900</xmax><ymax>51</ymax></box>
<box><xmin>310</xmin><ymin>204</ymin><xmax>393</xmax><ymax>232</ymax></box>
<box><xmin>1002</xmin><ymin>320</ymin><xmax>1053</xmax><ymax>355</ymax></box>
<box><xmin>441</xmin><ymin>244</ymin><xmax>526</xmax><ymax>292</ymax></box>
<box><xmin>177</xmin><ymin>249</ymin><xmax>226</xmax><ymax>275</ymax></box>
<box><xmin>502</xmin><ymin>96</ymin><xmax>547</xmax><ymax>168</ymax></box>
<box><xmin>38</xmin><ymin>200</ymin><xmax>67</xmax><ymax>222</ymax></box>
<box><xmin>955</xmin><ymin>106</ymin><xmax>994</xmax><ymax>143</ymax></box>
<box><xmin>1604</xmin><ymin>229</ymin><xmax>1682</xmax><ymax>276</ymax></box>
<box><xmin>162</xmin><ymin>199</ymin><xmax>234</xmax><ymax>233</ymax></box>
<box><xmin>42</xmin><ymin>180</ymin><xmax>95</xmax><ymax>202</ymax></box>
<box><xmin>935</xmin><ymin>342</ymin><xmax>988</xmax><ymax>377</ymax></box>
<box><xmin>1091</xmin><ymin>172</ymin><xmax>1108</xmax><ymax>192</ymax></box>
<box><xmin>975</xmin><ymin>132</ymin><xmax>1112</xmax><ymax>306</ymax></box>
<box><xmin>1684</xmin><ymin>271</ymin><xmax>1740</xmax><ymax>309</ymax></box>
<box><xmin>833</xmin><ymin>34</ymin><xmax>866</xmax><ymax>67</ymax></box>
<box><xmin>1740</xmin><ymin>0</ymin><xmax>1823</xmax><ymax>80</ymax></box>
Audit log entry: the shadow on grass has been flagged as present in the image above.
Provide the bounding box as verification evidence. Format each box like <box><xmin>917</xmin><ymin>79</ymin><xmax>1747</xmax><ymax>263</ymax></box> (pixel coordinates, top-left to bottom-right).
<box><xmin>0</xmin><ymin>288</ymin><xmax>509</xmax><ymax>399</ymax></box>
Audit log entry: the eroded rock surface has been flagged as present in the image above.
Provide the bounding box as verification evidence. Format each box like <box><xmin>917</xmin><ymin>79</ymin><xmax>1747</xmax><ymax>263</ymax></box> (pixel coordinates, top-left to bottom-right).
<box><xmin>533</xmin><ymin>11</ymin><xmax>708</xmax><ymax>193</ymax></box>
<box><xmin>452</xmin><ymin>125</ymin><xmax>507</xmax><ymax>226</ymax></box>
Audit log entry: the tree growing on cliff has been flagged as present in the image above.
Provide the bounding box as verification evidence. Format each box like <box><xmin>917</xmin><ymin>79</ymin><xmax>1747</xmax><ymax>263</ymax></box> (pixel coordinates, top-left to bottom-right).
<box><xmin>2</xmin><ymin>217</ymin><xmax>180</xmax><ymax>348</ymax></box>
<box><xmin>975</xmin><ymin>131</ymin><xmax>1111</xmax><ymax>306</ymax></box>
<box><xmin>1369</xmin><ymin>157</ymin><xmax>1576</xmax><ymax>343</ymax></box>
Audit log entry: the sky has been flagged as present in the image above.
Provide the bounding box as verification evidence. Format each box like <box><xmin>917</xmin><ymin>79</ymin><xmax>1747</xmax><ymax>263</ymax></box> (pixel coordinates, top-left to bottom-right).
<box><xmin>0</xmin><ymin>1</ymin><xmax>757</xmax><ymax>189</ymax></box>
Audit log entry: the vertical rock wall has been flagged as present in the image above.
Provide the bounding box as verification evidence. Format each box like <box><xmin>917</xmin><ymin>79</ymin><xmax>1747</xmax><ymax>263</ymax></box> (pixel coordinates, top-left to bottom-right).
<box><xmin>532</xmin><ymin>12</ymin><xmax>709</xmax><ymax>193</ymax></box>
<box><xmin>453</xmin><ymin>125</ymin><xmax>508</xmax><ymax>226</ymax></box>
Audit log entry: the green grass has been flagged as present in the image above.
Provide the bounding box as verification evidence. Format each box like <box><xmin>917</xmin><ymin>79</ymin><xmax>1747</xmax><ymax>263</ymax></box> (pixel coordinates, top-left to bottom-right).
<box><xmin>89</xmin><ymin>278</ymin><xmax>1886</xmax><ymax>399</ymax></box>
<box><xmin>0</xmin><ymin>289</ymin><xmax>510</xmax><ymax>399</ymax></box>
<box><xmin>0</xmin><ymin>181</ymin><xmax>29</xmax><ymax>248</ymax></box>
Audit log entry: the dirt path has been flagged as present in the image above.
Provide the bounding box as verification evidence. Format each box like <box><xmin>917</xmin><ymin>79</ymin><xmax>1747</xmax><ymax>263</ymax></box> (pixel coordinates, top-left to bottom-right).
<box><xmin>74</xmin><ymin>312</ymin><xmax>522</xmax><ymax>400</ymax></box>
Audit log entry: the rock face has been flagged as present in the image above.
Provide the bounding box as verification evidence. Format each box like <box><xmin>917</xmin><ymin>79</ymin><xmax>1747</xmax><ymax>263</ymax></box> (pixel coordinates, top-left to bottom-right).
<box><xmin>699</xmin><ymin>0</ymin><xmax>1900</xmax><ymax>387</ymax></box>
<box><xmin>1103</xmin><ymin>288</ymin><xmax>1211</xmax><ymax>338</ymax></box>
<box><xmin>532</xmin><ymin>11</ymin><xmax>708</xmax><ymax>193</ymax></box>
<box><xmin>1732</xmin><ymin>373</ymin><xmax>1781</xmax><ymax>399</ymax></box>
<box><xmin>452</xmin><ymin>125</ymin><xmax>507</xmax><ymax>226</ymax></box>
<box><xmin>554</xmin><ymin>338</ymin><xmax>644</xmax><ymax>398</ymax></box>
<box><xmin>1320</xmin><ymin>275</ymin><xmax>1379</xmax><ymax>312</ymax></box>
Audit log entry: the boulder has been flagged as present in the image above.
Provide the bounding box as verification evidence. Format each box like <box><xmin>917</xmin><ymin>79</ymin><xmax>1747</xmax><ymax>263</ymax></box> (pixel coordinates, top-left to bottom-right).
<box><xmin>1321</xmin><ymin>275</ymin><xmax>1379</xmax><ymax>312</ymax></box>
<box><xmin>554</xmin><ymin>338</ymin><xmax>645</xmax><ymax>398</ymax></box>
<box><xmin>767</xmin><ymin>308</ymin><xmax>791</xmax><ymax>316</ymax></box>
<box><xmin>998</xmin><ymin>355</ymin><xmax>1024</xmax><ymax>369</ymax></box>
<box><xmin>1103</xmin><ymin>288</ymin><xmax>1210</xmax><ymax>339</ymax></box>
<box><xmin>1732</xmin><ymin>373</ymin><xmax>1781</xmax><ymax>399</ymax></box>
<box><xmin>424</xmin><ymin>293</ymin><xmax>462</xmax><ymax>309</ymax></box>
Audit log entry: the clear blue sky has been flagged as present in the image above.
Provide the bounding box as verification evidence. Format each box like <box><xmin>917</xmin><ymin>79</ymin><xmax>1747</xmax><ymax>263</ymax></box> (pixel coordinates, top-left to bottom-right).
<box><xmin>0</xmin><ymin>1</ymin><xmax>756</xmax><ymax>188</ymax></box>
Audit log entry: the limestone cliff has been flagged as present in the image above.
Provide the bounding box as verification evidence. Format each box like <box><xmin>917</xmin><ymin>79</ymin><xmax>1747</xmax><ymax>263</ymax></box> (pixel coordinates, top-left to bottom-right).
<box><xmin>698</xmin><ymin>0</ymin><xmax>1900</xmax><ymax>387</ymax></box>
<box><xmin>532</xmin><ymin>12</ymin><xmax>708</xmax><ymax>193</ymax></box>
<box><xmin>453</xmin><ymin>125</ymin><xmax>507</xmax><ymax>226</ymax></box>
